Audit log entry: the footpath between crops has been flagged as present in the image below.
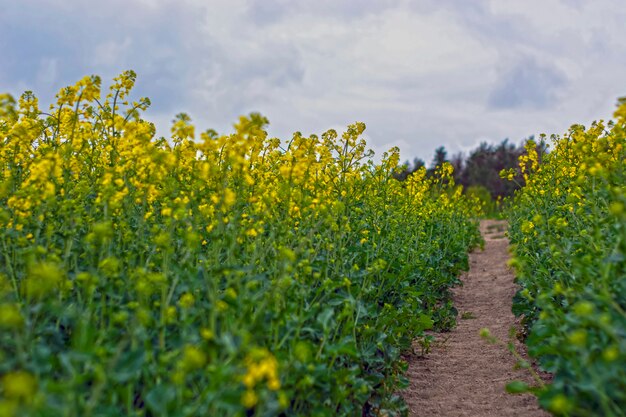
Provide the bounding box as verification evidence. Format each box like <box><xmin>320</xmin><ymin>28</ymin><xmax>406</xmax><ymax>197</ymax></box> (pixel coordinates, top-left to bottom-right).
<box><xmin>402</xmin><ymin>220</ymin><xmax>548</xmax><ymax>417</ymax></box>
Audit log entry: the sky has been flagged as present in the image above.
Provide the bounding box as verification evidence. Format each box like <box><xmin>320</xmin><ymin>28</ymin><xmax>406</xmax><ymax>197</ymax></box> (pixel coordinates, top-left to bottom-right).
<box><xmin>1</xmin><ymin>0</ymin><xmax>625</xmax><ymax>163</ymax></box>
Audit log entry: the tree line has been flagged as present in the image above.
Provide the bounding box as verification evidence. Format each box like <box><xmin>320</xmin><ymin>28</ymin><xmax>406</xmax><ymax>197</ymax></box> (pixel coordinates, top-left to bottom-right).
<box><xmin>395</xmin><ymin>138</ymin><xmax>548</xmax><ymax>201</ymax></box>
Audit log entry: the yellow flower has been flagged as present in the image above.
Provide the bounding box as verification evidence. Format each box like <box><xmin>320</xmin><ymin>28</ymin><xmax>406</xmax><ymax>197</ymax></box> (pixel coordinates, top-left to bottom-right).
<box><xmin>609</xmin><ymin>201</ymin><xmax>624</xmax><ymax>216</ymax></box>
<box><xmin>2</xmin><ymin>371</ymin><xmax>37</xmax><ymax>401</ymax></box>
<box><xmin>200</xmin><ymin>328</ymin><xmax>214</xmax><ymax>341</ymax></box>
<box><xmin>224</xmin><ymin>287</ymin><xmax>237</xmax><ymax>301</ymax></box>
<box><xmin>568</xmin><ymin>329</ymin><xmax>587</xmax><ymax>347</ymax></box>
<box><xmin>178</xmin><ymin>292</ymin><xmax>195</xmax><ymax>309</ymax></box>
<box><xmin>180</xmin><ymin>345</ymin><xmax>206</xmax><ymax>371</ymax></box>
<box><xmin>549</xmin><ymin>394</ymin><xmax>573</xmax><ymax>414</ymax></box>
<box><xmin>0</xmin><ymin>400</ymin><xmax>18</xmax><ymax>417</ymax></box>
<box><xmin>242</xmin><ymin>350</ymin><xmax>280</xmax><ymax>391</ymax></box>
<box><xmin>267</xmin><ymin>377</ymin><xmax>281</xmax><ymax>391</ymax></box>
<box><xmin>98</xmin><ymin>257</ymin><xmax>120</xmax><ymax>277</ymax></box>
<box><xmin>165</xmin><ymin>306</ymin><xmax>177</xmax><ymax>323</ymax></box>
<box><xmin>241</xmin><ymin>389</ymin><xmax>258</xmax><ymax>408</ymax></box>
<box><xmin>22</xmin><ymin>262</ymin><xmax>64</xmax><ymax>298</ymax></box>
<box><xmin>602</xmin><ymin>345</ymin><xmax>619</xmax><ymax>362</ymax></box>
<box><xmin>573</xmin><ymin>301</ymin><xmax>593</xmax><ymax>317</ymax></box>
<box><xmin>154</xmin><ymin>232</ymin><xmax>170</xmax><ymax>248</ymax></box>
<box><xmin>520</xmin><ymin>221</ymin><xmax>534</xmax><ymax>234</ymax></box>
<box><xmin>223</xmin><ymin>188</ymin><xmax>236</xmax><ymax>207</ymax></box>
<box><xmin>0</xmin><ymin>304</ymin><xmax>24</xmax><ymax>328</ymax></box>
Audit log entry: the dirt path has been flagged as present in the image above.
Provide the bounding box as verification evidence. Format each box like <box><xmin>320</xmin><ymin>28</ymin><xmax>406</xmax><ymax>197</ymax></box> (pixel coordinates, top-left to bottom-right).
<box><xmin>402</xmin><ymin>220</ymin><xmax>549</xmax><ymax>417</ymax></box>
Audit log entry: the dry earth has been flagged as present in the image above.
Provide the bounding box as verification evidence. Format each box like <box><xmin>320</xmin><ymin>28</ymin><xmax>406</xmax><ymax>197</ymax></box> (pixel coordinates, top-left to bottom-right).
<box><xmin>402</xmin><ymin>220</ymin><xmax>549</xmax><ymax>417</ymax></box>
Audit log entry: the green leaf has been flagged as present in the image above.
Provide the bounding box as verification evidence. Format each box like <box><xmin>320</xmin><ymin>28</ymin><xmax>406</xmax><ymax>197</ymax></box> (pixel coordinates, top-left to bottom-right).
<box><xmin>145</xmin><ymin>384</ymin><xmax>176</xmax><ymax>414</ymax></box>
<box><xmin>317</xmin><ymin>308</ymin><xmax>335</xmax><ymax>332</ymax></box>
<box><xmin>506</xmin><ymin>380</ymin><xmax>529</xmax><ymax>394</ymax></box>
<box><xmin>417</xmin><ymin>313</ymin><xmax>434</xmax><ymax>330</ymax></box>
<box><xmin>110</xmin><ymin>350</ymin><xmax>145</xmax><ymax>383</ymax></box>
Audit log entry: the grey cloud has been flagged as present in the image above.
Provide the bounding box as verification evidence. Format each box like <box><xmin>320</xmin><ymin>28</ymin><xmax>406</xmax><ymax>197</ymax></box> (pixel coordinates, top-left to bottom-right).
<box><xmin>245</xmin><ymin>0</ymin><xmax>290</xmax><ymax>25</ymax></box>
<box><xmin>418</xmin><ymin>2</ymin><xmax>528</xmax><ymax>48</ymax></box>
<box><xmin>207</xmin><ymin>43</ymin><xmax>306</xmax><ymax>117</ymax></box>
<box><xmin>0</xmin><ymin>0</ymin><xmax>207</xmax><ymax>112</ymax></box>
<box><xmin>0</xmin><ymin>0</ymin><xmax>308</xmax><ymax>122</ymax></box>
<box><xmin>409</xmin><ymin>0</ymin><xmax>488</xmax><ymax>16</ymax></box>
<box><xmin>561</xmin><ymin>0</ymin><xmax>586</xmax><ymax>9</ymax></box>
<box><xmin>221</xmin><ymin>43</ymin><xmax>304</xmax><ymax>88</ymax></box>
<box><xmin>245</xmin><ymin>0</ymin><xmax>401</xmax><ymax>25</ymax></box>
<box><xmin>488</xmin><ymin>58</ymin><xmax>567</xmax><ymax>110</ymax></box>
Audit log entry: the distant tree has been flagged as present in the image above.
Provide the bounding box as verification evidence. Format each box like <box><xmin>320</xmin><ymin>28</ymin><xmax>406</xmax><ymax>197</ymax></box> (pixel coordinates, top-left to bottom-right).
<box><xmin>413</xmin><ymin>157</ymin><xmax>426</xmax><ymax>171</ymax></box>
<box><xmin>450</xmin><ymin>152</ymin><xmax>464</xmax><ymax>181</ymax></box>
<box><xmin>397</xmin><ymin>137</ymin><xmax>547</xmax><ymax>203</ymax></box>
<box><xmin>431</xmin><ymin>146</ymin><xmax>448</xmax><ymax>167</ymax></box>
<box><xmin>427</xmin><ymin>146</ymin><xmax>448</xmax><ymax>177</ymax></box>
<box><xmin>461</xmin><ymin>139</ymin><xmax>523</xmax><ymax>198</ymax></box>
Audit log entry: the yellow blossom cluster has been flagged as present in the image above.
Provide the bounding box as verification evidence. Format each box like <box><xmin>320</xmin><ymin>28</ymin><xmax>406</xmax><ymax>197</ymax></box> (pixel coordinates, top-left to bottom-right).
<box><xmin>506</xmin><ymin>97</ymin><xmax>626</xmax><ymax>415</ymax></box>
<box><xmin>0</xmin><ymin>72</ymin><xmax>482</xmax><ymax>416</ymax></box>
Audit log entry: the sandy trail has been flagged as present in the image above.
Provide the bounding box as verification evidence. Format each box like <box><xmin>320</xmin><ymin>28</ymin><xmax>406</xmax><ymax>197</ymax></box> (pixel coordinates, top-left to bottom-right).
<box><xmin>402</xmin><ymin>220</ymin><xmax>549</xmax><ymax>417</ymax></box>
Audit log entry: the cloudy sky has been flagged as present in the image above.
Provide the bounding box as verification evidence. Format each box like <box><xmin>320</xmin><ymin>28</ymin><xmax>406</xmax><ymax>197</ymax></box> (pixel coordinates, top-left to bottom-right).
<box><xmin>1</xmin><ymin>0</ymin><xmax>625</xmax><ymax>162</ymax></box>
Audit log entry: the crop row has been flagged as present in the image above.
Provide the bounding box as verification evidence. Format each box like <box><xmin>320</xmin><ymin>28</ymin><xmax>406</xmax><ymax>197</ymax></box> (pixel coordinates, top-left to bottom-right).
<box><xmin>506</xmin><ymin>99</ymin><xmax>626</xmax><ymax>416</ymax></box>
<box><xmin>0</xmin><ymin>72</ymin><xmax>481</xmax><ymax>416</ymax></box>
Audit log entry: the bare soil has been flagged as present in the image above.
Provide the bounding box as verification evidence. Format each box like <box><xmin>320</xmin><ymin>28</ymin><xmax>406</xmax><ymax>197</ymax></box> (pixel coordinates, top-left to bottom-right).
<box><xmin>402</xmin><ymin>220</ymin><xmax>549</xmax><ymax>417</ymax></box>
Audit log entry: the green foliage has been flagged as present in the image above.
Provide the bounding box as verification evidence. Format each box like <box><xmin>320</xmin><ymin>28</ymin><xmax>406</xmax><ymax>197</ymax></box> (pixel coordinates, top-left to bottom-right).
<box><xmin>0</xmin><ymin>73</ymin><xmax>482</xmax><ymax>416</ymax></box>
<box><xmin>457</xmin><ymin>140</ymin><xmax>530</xmax><ymax>199</ymax></box>
<box><xmin>506</xmin><ymin>380</ymin><xmax>530</xmax><ymax>394</ymax></box>
<box><xmin>465</xmin><ymin>185</ymin><xmax>498</xmax><ymax>218</ymax></box>
<box><xmin>506</xmin><ymin>101</ymin><xmax>626</xmax><ymax>416</ymax></box>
